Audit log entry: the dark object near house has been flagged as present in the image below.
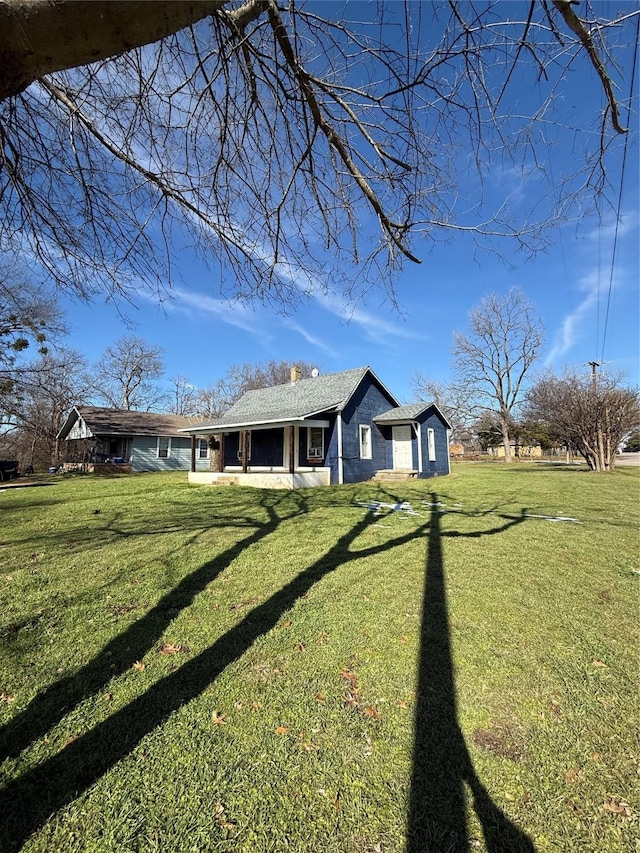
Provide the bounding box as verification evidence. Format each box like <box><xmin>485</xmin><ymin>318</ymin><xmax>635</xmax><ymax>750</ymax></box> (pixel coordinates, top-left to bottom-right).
<box><xmin>0</xmin><ymin>460</ymin><xmax>19</xmax><ymax>481</ymax></box>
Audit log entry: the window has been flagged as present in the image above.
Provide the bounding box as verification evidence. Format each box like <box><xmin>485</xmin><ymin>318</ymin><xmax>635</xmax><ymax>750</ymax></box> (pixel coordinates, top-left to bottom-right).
<box><xmin>359</xmin><ymin>424</ymin><xmax>372</xmax><ymax>459</ymax></box>
<box><xmin>198</xmin><ymin>439</ymin><xmax>209</xmax><ymax>459</ymax></box>
<box><xmin>307</xmin><ymin>427</ymin><xmax>324</xmax><ymax>459</ymax></box>
<box><xmin>157</xmin><ymin>436</ymin><xmax>171</xmax><ymax>458</ymax></box>
<box><xmin>427</xmin><ymin>428</ymin><xmax>436</xmax><ymax>461</ymax></box>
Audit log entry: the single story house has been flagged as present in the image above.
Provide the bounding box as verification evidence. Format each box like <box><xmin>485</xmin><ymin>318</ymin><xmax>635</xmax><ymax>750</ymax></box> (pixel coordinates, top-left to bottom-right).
<box><xmin>181</xmin><ymin>366</ymin><xmax>451</xmax><ymax>489</ymax></box>
<box><xmin>57</xmin><ymin>406</ymin><xmax>211</xmax><ymax>473</ymax></box>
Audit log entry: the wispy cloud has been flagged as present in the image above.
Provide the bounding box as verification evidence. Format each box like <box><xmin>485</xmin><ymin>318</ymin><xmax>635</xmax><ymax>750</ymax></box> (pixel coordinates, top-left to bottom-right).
<box><xmin>544</xmin><ymin>269</ymin><xmax>601</xmax><ymax>365</ymax></box>
<box><xmin>282</xmin><ymin>318</ymin><xmax>338</xmax><ymax>357</ymax></box>
<box><xmin>316</xmin><ymin>292</ymin><xmax>427</xmax><ymax>343</ymax></box>
<box><xmin>165</xmin><ymin>288</ymin><xmax>268</xmax><ymax>338</ymax></box>
<box><xmin>545</xmin><ymin>210</ymin><xmax>636</xmax><ymax>367</ymax></box>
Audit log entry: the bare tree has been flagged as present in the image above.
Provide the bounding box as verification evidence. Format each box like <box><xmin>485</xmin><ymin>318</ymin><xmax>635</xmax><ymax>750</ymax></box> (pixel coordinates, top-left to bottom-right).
<box><xmin>166</xmin><ymin>374</ymin><xmax>198</xmax><ymax>417</ymax></box>
<box><xmin>524</xmin><ymin>369</ymin><xmax>640</xmax><ymax>471</ymax></box>
<box><xmin>93</xmin><ymin>335</ymin><xmax>165</xmax><ymax>411</ymax></box>
<box><xmin>0</xmin><ymin>1</ymin><xmax>635</xmax><ymax>306</ymax></box>
<box><xmin>411</xmin><ymin>376</ymin><xmax>477</xmax><ymax>448</ymax></box>
<box><xmin>451</xmin><ymin>288</ymin><xmax>544</xmax><ymax>463</ymax></box>
<box><xmin>192</xmin><ymin>360</ymin><xmax>317</xmax><ymax>420</ymax></box>
<box><xmin>0</xmin><ymin>265</ymin><xmax>66</xmax><ymax>393</ymax></box>
<box><xmin>0</xmin><ymin>347</ymin><xmax>90</xmax><ymax>469</ymax></box>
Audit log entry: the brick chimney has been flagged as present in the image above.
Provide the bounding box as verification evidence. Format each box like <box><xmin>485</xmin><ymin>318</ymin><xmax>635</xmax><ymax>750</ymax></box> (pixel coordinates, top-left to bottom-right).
<box><xmin>290</xmin><ymin>364</ymin><xmax>302</xmax><ymax>384</ymax></box>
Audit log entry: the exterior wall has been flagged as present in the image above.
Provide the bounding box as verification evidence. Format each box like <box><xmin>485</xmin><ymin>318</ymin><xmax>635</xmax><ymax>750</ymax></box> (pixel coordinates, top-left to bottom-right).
<box><xmin>418</xmin><ymin>412</ymin><xmax>450</xmax><ymax>477</ymax></box>
<box><xmin>131</xmin><ymin>435</ymin><xmax>200</xmax><ymax>472</ymax></box>
<box><xmin>340</xmin><ymin>378</ymin><xmax>396</xmax><ymax>484</ymax></box>
<box><xmin>68</xmin><ymin>415</ymin><xmax>92</xmax><ymax>440</ymax></box>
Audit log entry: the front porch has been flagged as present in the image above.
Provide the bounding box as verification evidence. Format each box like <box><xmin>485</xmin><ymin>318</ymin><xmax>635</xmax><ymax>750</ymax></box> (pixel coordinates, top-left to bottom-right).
<box><xmin>186</xmin><ymin>420</ymin><xmax>334</xmax><ymax>489</ymax></box>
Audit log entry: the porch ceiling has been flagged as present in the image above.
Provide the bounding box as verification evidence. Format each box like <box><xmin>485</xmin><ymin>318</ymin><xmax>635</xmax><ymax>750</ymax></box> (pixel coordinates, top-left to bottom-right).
<box><xmin>182</xmin><ymin>417</ymin><xmax>330</xmax><ymax>435</ymax></box>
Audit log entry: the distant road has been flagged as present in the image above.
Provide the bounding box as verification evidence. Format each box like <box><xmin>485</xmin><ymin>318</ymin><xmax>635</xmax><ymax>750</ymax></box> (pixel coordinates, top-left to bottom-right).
<box><xmin>616</xmin><ymin>452</ymin><xmax>640</xmax><ymax>467</ymax></box>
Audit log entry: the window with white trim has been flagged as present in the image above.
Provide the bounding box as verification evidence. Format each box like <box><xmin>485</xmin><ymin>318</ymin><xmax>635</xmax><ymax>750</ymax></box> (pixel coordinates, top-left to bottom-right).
<box><xmin>359</xmin><ymin>424</ymin><xmax>372</xmax><ymax>459</ymax></box>
<box><xmin>307</xmin><ymin>427</ymin><xmax>324</xmax><ymax>459</ymax></box>
<box><xmin>157</xmin><ymin>436</ymin><xmax>171</xmax><ymax>458</ymax></box>
<box><xmin>427</xmin><ymin>428</ymin><xmax>436</xmax><ymax>461</ymax></box>
<box><xmin>198</xmin><ymin>439</ymin><xmax>209</xmax><ymax>459</ymax></box>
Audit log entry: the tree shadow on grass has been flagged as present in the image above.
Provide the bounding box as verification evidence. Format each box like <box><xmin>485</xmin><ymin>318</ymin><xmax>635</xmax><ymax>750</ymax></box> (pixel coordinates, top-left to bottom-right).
<box><xmin>0</xmin><ymin>492</ymin><xmax>431</xmax><ymax>852</ymax></box>
<box><xmin>0</xmin><ymin>490</ymin><xmax>300</xmax><ymax>764</ymax></box>
<box><xmin>407</xmin><ymin>493</ymin><xmax>536</xmax><ymax>853</ymax></box>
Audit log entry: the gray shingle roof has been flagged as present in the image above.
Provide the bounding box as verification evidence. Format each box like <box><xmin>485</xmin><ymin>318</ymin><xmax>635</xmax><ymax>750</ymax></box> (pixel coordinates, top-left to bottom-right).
<box><xmin>188</xmin><ymin>367</ymin><xmax>389</xmax><ymax>431</ymax></box>
<box><xmin>374</xmin><ymin>402</ymin><xmax>453</xmax><ymax>429</ymax></box>
<box><xmin>374</xmin><ymin>403</ymin><xmax>433</xmax><ymax>422</ymax></box>
<box><xmin>60</xmin><ymin>407</ymin><xmax>194</xmax><ymax>439</ymax></box>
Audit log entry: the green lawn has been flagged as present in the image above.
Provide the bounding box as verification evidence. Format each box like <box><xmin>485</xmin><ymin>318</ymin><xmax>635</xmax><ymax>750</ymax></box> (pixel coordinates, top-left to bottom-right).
<box><xmin>0</xmin><ymin>463</ymin><xmax>638</xmax><ymax>853</ymax></box>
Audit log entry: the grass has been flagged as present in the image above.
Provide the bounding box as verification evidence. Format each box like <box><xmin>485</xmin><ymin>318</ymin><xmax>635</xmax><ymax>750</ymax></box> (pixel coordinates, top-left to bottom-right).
<box><xmin>0</xmin><ymin>463</ymin><xmax>638</xmax><ymax>853</ymax></box>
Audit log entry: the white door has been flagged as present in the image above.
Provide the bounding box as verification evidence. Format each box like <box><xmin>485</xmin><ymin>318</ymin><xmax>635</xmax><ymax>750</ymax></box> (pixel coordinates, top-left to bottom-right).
<box><xmin>392</xmin><ymin>425</ymin><xmax>413</xmax><ymax>469</ymax></box>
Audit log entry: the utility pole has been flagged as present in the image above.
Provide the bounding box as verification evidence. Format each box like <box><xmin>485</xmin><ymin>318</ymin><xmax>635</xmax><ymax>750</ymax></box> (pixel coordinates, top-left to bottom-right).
<box><xmin>588</xmin><ymin>361</ymin><xmax>605</xmax><ymax>469</ymax></box>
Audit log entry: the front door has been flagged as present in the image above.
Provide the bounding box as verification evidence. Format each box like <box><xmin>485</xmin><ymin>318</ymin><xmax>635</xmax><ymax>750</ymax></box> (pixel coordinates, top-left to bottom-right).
<box><xmin>392</xmin><ymin>425</ymin><xmax>413</xmax><ymax>469</ymax></box>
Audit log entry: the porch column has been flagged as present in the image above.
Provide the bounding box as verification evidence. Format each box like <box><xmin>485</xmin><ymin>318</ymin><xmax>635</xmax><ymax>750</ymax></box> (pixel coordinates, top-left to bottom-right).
<box><xmin>289</xmin><ymin>425</ymin><xmax>295</xmax><ymax>474</ymax></box>
<box><xmin>242</xmin><ymin>430</ymin><xmax>248</xmax><ymax>474</ymax></box>
<box><xmin>190</xmin><ymin>434</ymin><xmax>196</xmax><ymax>473</ymax></box>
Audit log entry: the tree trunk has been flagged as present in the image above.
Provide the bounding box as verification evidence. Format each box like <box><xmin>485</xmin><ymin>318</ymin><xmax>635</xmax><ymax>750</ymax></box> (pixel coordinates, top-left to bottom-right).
<box><xmin>500</xmin><ymin>418</ymin><xmax>512</xmax><ymax>463</ymax></box>
<box><xmin>209</xmin><ymin>434</ymin><xmax>223</xmax><ymax>472</ymax></box>
<box><xmin>0</xmin><ymin>0</ymin><xmax>223</xmax><ymax>101</ymax></box>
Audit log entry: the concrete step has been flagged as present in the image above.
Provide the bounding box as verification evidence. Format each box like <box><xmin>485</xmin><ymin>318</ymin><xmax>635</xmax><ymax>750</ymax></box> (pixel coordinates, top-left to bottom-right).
<box><xmin>371</xmin><ymin>469</ymin><xmax>418</xmax><ymax>481</ymax></box>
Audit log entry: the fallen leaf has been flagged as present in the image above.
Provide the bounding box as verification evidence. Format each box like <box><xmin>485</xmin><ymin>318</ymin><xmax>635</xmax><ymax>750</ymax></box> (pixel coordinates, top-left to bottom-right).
<box><xmin>302</xmin><ymin>741</ymin><xmax>319</xmax><ymax>751</ymax></box>
<box><xmin>603</xmin><ymin>795</ymin><xmax>633</xmax><ymax>818</ymax></box>
<box><xmin>397</xmin><ymin>700</ymin><xmax>409</xmax><ymax>709</ymax></box>
<box><xmin>158</xmin><ymin>643</ymin><xmax>190</xmax><ymax>655</ymax></box>
<box><xmin>132</xmin><ymin>660</ymin><xmax>145</xmax><ymax>672</ymax></box>
<box><xmin>334</xmin><ymin>791</ymin><xmax>341</xmax><ymax>813</ymax></box>
<box><xmin>363</xmin><ymin>705</ymin><xmax>381</xmax><ymax>720</ymax></box>
<box><xmin>340</xmin><ymin>669</ymin><xmax>358</xmax><ymax>687</ymax></box>
<box><xmin>233</xmin><ymin>701</ymin><xmax>243</xmax><ymax>710</ymax></box>
<box><xmin>317</xmin><ymin>632</ymin><xmax>329</xmax><ymax>645</ymax></box>
<box><xmin>591</xmin><ymin>659</ymin><xmax>607</xmax><ymax>668</ymax></box>
<box><xmin>550</xmin><ymin>701</ymin><xmax>563</xmax><ymax>718</ymax></box>
<box><xmin>282</xmin><ymin>620</ymin><xmax>291</xmax><ymax>629</ymax></box>
<box><xmin>344</xmin><ymin>693</ymin><xmax>359</xmax><ymax>708</ymax></box>
<box><xmin>565</xmin><ymin>767</ymin><xmax>581</xmax><ymax>783</ymax></box>
<box><xmin>275</xmin><ymin>725</ymin><xmax>290</xmax><ymax>735</ymax></box>
<box><xmin>399</xmin><ymin>635</ymin><xmax>408</xmax><ymax>645</ymax></box>
<box><xmin>62</xmin><ymin>734</ymin><xmax>81</xmax><ymax>749</ymax></box>
<box><xmin>316</xmin><ymin>693</ymin><xmax>326</xmax><ymax>703</ymax></box>
<box><xmin>250</xmin><ymin>701</ymin><xmax>263</xmax><ymax>710</ymax></box>
<box><xmin>0</xmin><ymin>691</ymin><xmax>15</xmax><ymax>703</ymax></box>
<box><xmin>104</xmin><ymin>692</ymin><xmax>112</xmax><ymax>702</ymax></box>
<box><xmin>296</xmin><ymin>641</ymin><xmax>307</xmax><ymax>652</ymax></box>
<box><xmin>212</xmin><ymin>712</ymin><xmax>227</xmax><ymax>726</ymax></box>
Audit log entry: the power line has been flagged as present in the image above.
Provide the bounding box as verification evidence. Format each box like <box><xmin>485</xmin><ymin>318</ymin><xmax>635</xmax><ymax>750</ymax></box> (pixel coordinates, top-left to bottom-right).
<box><xmin>600</xmin><ymin>13</ymin><xmax>639</xmax><ymax>362</ymax></box>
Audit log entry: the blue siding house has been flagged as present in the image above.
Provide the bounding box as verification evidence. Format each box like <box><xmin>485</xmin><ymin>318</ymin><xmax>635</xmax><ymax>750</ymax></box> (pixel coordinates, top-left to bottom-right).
<box><xmin>57</xmin><ymin>407</ymin><xmax>210</xmax><ymax>473</ymax></box>
<box><xmin>182</xmin><ymin>366</ymin><xmax>451</xmax><ymax>489</ymax></box>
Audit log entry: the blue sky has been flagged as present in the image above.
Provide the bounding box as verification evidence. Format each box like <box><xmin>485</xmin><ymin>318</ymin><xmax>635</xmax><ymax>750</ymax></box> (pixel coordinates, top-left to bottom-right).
<box><xmin>51</xmin><ymin>3</ymin><xmax>639</xmax><ymax>405</ymax></box>
<box><xmin>58</xmin><ymin>201</ymin><xmax>639</xmax><ymax>404</ymax></box>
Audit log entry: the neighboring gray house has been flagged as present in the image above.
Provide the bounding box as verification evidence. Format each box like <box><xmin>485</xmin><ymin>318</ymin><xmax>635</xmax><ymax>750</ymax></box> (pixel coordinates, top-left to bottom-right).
<box><xmin>181</xmin><ymin>366</ymin><xmax>451</xmax><ymax>489</ymax></box>
<box><xmin>57</xmin><ymin>407</ymin><xmax>210</xmax><ymax>473</ymax></box>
